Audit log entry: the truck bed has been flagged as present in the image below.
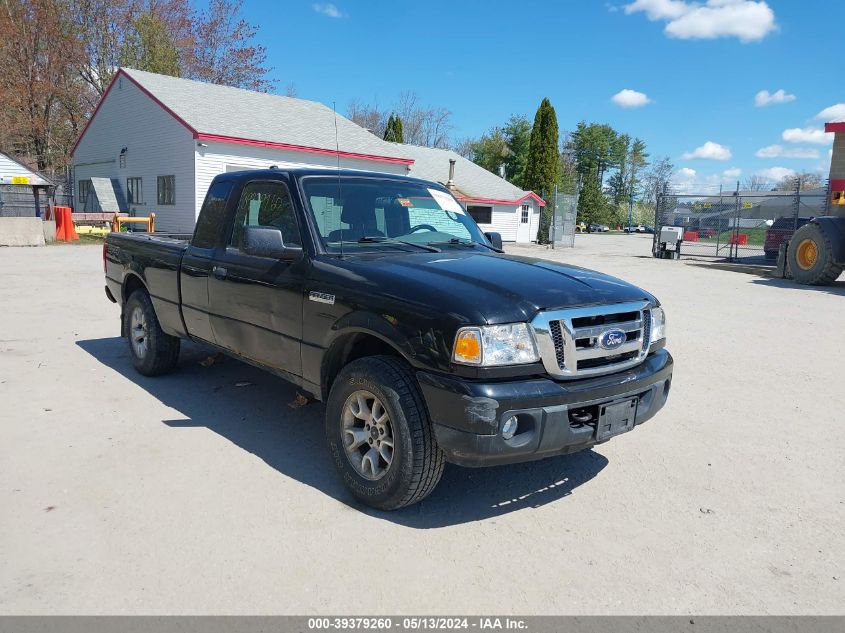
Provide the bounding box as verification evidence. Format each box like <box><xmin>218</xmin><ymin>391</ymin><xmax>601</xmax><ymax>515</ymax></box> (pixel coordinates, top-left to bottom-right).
<box><xmin>105</xmin><ymin>232</ymin><xmax>194</xmax><ymax>339</ymax></box>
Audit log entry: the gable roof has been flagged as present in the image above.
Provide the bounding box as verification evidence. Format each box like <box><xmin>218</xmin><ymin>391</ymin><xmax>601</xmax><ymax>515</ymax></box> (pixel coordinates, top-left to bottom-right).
<box><xmin>393</xmin><ymin>143</ymin><xmax>544</xmax><ymax>206</ymax></box>
<box><xmin>0</xmin><ymin>151</ymin><xmax>53</xmax><ymax>185</ymax></box>
<box><xmin>73</xmin><ymin>68</ymin><xmax>543</xmax><ymax>204</ymax></box>
<box><xmin>73</xmin><ymin>68</ymin><xmax>412</xmax><ymax>165</ymax></box>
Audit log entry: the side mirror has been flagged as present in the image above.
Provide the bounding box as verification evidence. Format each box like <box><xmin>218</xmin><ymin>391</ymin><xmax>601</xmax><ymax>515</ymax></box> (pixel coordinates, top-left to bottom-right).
<box><xmin>242</xmin><ymin>226</ymin><xmax>302</xmax><ymax>260</ymax></box>
<box><xmin>484</xmin><ymin>231</ymin><xmax>503</xmax><ymax>251</ymax></box>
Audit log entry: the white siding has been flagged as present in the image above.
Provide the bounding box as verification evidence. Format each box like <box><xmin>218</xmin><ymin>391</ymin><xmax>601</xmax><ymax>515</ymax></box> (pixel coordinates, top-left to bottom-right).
<box><xmin>194</xmin><ymin>142</ymin><xmax>408</xmax><ymax>221</ymax></box>
<box><xmin>72</xmin><ymin>75</ymin><xmax>196</xmax><ymax>232</ymax></box>
<box><xmin>470</xmin><ymin>204</ymin><xmax>519</xmax><ymax>242</ymax></box>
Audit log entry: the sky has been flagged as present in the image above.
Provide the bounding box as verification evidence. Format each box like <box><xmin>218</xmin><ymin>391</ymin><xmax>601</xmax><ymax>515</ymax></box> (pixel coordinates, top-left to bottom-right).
<box><xmin>237</xmin><ymin>0</ymin><xmax>844</xmax><ymax>192</ymax></box>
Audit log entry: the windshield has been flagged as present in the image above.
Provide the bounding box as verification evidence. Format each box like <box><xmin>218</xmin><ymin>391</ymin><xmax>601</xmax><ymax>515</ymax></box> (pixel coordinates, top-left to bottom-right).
<box><xmin>302</xmin><ymin>176</ymin><xmax>490</xmax><ymax>253</ymax></box>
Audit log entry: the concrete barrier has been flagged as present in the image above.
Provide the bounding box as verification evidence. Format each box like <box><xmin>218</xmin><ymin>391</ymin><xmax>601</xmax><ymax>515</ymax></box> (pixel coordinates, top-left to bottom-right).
<box><xmin>0</xmin><ymin>217</ymin><xmax>46</xmax><ymax>247</ymax></box>
<box><xmin>42</xmin><ymin>219</ymin><xmax>56</xmax><ymax>242</ymax></box>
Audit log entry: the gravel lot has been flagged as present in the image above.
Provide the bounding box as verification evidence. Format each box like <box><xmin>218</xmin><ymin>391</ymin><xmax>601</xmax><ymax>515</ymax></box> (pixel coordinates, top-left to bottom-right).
<box><xmin>1</xmin><ymin>234</ymin><xmax>843</xmax><ymax>615</ymax></box>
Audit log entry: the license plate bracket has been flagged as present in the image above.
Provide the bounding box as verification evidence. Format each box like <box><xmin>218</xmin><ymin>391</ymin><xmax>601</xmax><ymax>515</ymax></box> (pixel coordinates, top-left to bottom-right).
<box><xmin>596</xmin><ymin>397</ymin><xmax>638</xmax><ymax>441</ymax></box>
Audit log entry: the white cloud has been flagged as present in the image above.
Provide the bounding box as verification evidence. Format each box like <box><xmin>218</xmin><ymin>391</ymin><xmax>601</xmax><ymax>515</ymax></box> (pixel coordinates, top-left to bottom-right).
<box><xmin>755</xmin><ymin>166</ymin><xmax>796</xmax><ymax>182</ymax></box>
<box><xmin>754</xmin><ymin>89</ymin><xmax>795</xmax><ymax>107</ymax></box>
<box><xmin>624</xmin><ymin>0</ymin><xmax>777</xmax><ymax>42</ymax></box>
<box><xmin>815</xmin><ymin>103</ymin><xmax>845</xmax><ymax>122</ymax></box>
<box><xmin>755</xmin><ymin>144</ymin><xmax>820</xmax><ymax>159</ymax></box>
<box><xmin>312</xmin><ymin>3</ymin><xmax>345</xmax><ymax>18</ymax></box>
<box><xmin>610</xmin><ymin>89</ymin><xmax>652</xmax><ymax>108</ymax></box>
<box><xmin>671</xmin><ymin>166</ymin><xmax>744</xmax><ymax>192</ymax></box>
<box><xmin>681</xmin><ymin>141</ymin><xmax>732</xmax><ymax>160</ymax></box>
<box><xmin>782</xmin><ymin>127</ymin><xmax>833</xmax><ymax>145</ymax></box>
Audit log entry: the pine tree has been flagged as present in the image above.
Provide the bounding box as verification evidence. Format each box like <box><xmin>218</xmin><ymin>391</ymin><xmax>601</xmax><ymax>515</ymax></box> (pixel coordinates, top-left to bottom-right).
<box><xmin>383</xmin><ymin>114</ymin><xmax>404</xmax><ymax>143</ymax></box>
<box><xmin>393</xmin><ymin>115</ymin><xmax>404</xmax><ymax>143</ymax></box>
<box><xmin>523</xmin><ymin>98</ymin><xmax>559</xmax><ymax>243</ymax></box>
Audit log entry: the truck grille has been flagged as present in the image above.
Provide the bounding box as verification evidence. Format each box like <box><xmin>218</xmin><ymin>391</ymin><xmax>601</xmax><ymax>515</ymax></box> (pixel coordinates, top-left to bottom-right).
<box><xmin>531</xmin><ymin>301</ymin><xmax>653</xmax><ymax>379</ymax></box>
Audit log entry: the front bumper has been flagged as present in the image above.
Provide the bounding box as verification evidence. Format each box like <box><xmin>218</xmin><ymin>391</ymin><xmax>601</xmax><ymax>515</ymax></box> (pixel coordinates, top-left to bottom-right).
<box><xmin>417</xmin><ymin>349</ymin><xmax>673</xmax><ymax>467</ymax></box>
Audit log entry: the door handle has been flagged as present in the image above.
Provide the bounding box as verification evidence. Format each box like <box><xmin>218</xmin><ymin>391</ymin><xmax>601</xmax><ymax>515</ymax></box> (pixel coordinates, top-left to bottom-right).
<box><xmin>212</xmin><ymin>266</ymin><xmax>228</xmax><ymax>279</ymax></box>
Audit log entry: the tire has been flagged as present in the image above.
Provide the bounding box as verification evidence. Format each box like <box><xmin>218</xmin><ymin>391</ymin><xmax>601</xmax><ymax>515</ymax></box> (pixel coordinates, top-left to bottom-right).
<box><xmin>123</xmin><ymin>289</ymin><xmax>181</xmax><ymax>376</ymax></box>
<box><xmin>787</xmin><ymin>223</ymin><xmax>844</xmax><ymax>286</ymax></box>
<box><xmin>325</xmin><ymin>355</ymin><xmax>445</xmax><ymax>510</ymax></box>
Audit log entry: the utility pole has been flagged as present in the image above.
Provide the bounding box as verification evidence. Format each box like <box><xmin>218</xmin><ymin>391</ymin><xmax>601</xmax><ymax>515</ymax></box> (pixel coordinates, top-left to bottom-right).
<box><xmin>627</xmin><ymin>190</ymin><xmax>634</xmax><ymax>233</ymax></box>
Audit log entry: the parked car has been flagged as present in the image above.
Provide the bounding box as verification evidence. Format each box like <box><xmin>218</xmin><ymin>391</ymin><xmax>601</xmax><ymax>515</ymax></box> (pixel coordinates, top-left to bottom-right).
<box><xmin>642</xmin><ymin>226</ymin><xmax>655</xmax><ymax>234</ymax></box>
<box><xmin>624</xmin><ymin>225</ymin><xmax>645</xmax><ymax>233</ymax></box>
<box><xmin>764</xmin><ymin>216</ymin><xmax>813</xmax><ymax>259</ymax></box>
<box><xmin>104</xmin><ymin>168</ymin><xmax>673</xmax><ymax>510</ymax></box>
<box><xmin>588</xmin><ymin>223</ymin><xmax>610</xmax><ymax>232</ymax></box>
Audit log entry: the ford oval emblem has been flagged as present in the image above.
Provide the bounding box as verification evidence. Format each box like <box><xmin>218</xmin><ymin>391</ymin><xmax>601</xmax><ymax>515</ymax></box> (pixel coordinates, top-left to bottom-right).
<box><xmin>599</xmin><ymin>328</ymin><xmax>626</xmax><ymax>350</ymax></box>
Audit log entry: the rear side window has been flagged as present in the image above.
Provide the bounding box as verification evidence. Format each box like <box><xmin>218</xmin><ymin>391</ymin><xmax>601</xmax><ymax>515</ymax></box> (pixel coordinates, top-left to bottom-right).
<box><xmin>192</xmin><ymin>180</ymin><xmax>233</xmax><ymax>248</ymax></box>
<box><xmin>229</xmin><ymin>181</ymin><xmax>301</xmax><ymax>250</ymax></box>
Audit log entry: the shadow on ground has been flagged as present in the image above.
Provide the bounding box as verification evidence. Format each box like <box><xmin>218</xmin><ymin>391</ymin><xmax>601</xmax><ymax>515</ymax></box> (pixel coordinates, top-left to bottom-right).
<box><xmin>77</xmin><ymin>337</ymin><xmax>607</xmax><ymax>528</ymax></box>
<box><xmin>749</xmin><ymin>276</ymin><xmax>845</xmax><ymax>296</ymax></box>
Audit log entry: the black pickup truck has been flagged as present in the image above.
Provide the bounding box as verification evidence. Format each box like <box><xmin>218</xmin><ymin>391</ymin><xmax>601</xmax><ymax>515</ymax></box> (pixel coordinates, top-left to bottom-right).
<box><xmin>104</xmin><ymin>168</ymin><xmax>673</xmax><ymax>510</ymax></box>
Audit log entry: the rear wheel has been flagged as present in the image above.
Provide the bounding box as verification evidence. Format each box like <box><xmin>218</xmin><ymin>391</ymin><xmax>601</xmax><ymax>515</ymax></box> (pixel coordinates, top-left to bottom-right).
<box><xmin>123</xmin><ymin>289</ymin><xmax>180</xmax><ymax>376</ymax></box>
<box><xmin>787</xmin><ymin>223</ymin><xmax>843</xmax><ymax>285</ymax></box>
<box><xmin>325</xmin><ymin>356</ymin><xmax>445</xmax><ymax>510</ymax></box>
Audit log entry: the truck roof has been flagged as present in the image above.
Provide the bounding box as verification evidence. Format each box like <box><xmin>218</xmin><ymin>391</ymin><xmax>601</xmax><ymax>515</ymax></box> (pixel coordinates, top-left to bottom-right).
<box><xmin>216</xmin><ymin>167</ymin><xmax>448</xmax><ymax>190</ymax></box>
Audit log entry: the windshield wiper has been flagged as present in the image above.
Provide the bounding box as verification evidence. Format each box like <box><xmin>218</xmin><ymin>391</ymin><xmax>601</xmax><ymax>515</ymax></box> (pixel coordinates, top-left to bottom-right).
<box><xmin>428</xmin><ymin>238</ymin><xmax>488</xmax><ymax>249</ymax></box>
<box><xmin>355</xmin><ymin>236</ymin><xmax>441</xmax><ymax>252</ymax></box>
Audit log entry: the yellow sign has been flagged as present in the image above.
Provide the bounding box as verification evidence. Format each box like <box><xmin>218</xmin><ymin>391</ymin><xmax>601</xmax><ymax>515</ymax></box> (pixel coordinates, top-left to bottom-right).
<box><xmin>11</xmin><ymin>176</ymin><xmax>30</xmax><ymax>185</ymax></box>
<box><xmin>742</xmin><ymin>202</ymin><xmax>753</xmax><ymax>208</ymax></box>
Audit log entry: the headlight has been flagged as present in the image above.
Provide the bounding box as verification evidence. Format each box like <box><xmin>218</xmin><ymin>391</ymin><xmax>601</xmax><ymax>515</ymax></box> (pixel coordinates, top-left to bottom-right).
<box><xmin>453</xmin><ymin>323</ymin><xmax>540</xmax><ymax>366</ymax></box>
<box><xmin>650</xmin><ymin>306</ymin><xmax>666</xmax><ymax>343</ymax></box>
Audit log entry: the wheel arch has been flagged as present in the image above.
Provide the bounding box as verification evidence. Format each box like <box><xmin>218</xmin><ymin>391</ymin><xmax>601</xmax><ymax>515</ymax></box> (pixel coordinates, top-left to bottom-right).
<box><xmin>122</xmin><ymin>272</ymin><xmax>148</xmax><ymax>303</ymax></box>
<box><xmin>320</xmin><ymin>328</ymin><xmax>410</xmax><ymax>401</ymax></box>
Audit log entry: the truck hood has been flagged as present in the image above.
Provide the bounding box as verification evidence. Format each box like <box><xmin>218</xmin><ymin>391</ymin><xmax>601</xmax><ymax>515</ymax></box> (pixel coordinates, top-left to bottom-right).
<box><xmin>327</xmin><ymin>250</ymin><xmax>655</xmax><ymax>324</ymax></box>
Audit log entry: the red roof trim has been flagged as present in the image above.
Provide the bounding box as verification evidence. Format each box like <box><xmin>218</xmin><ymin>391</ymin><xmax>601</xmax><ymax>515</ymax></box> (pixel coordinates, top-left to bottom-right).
<box><xmin>72</xmin><ymin>69</ymin><xmax>197</xmax><ymax>155</ymax></box>
<box><xmin>194</xmin><ymin>133</ymin><xmax>415</xmax><ymax>165</ymax></box>
<box><xmin>824</xmin><ymin>122</ymin><xmax>845</xmax><ymax>133</ymax></box>
<box><xmin>458</xmin><ymin>192</ymin><xmax>546</xmax><ymax>207</ymax></box>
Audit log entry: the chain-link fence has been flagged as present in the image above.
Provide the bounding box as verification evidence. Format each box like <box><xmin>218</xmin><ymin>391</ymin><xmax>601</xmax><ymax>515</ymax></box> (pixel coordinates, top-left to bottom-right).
<box><xmin>653</xmin><ymin>182</ymin><xmax>829</xmax><ymax>264</ymax></box>
<box><xmin>549</xmin><ymin>190</ymin><xmax>578</xmax><ymax>248</ymax></box>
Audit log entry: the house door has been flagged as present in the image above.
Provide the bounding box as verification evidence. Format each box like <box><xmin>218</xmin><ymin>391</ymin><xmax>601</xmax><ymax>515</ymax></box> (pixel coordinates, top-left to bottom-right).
<box><xmin>516</xmin><ymin>204</ymin><xmax>532</xmax><ymax>242</ymax></box>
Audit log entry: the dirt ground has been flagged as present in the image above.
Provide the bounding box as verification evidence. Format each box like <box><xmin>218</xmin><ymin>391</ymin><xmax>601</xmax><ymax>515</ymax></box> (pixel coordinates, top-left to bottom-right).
<box><xmin>1</xmin><ymin>234</ymin><xmax>843</xmax><ymax>615</ymax></box>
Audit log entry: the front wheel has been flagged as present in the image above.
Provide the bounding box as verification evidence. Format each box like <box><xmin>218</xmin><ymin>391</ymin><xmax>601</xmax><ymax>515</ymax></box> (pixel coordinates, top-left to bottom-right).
<box><xmin>787</xmin><ymin>223</ymin><xmax>844</xmax><ymax>285</ymax></box>
<box><xmin>325</xmin><ymin>356</ymin><xmax>445</xmax><ymax>510</ymax></box>
<box><xmin>123</xmin><ymin>289</ymin><xmax>181</xmax><ymax>376</ymax></box>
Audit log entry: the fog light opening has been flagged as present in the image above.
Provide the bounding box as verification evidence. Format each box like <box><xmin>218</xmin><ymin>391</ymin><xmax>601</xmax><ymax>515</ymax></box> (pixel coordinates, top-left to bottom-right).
<box><xmin>502</xmin><ymin>415</ymin><xmax>518</xmax><ymax>440</ymax></box>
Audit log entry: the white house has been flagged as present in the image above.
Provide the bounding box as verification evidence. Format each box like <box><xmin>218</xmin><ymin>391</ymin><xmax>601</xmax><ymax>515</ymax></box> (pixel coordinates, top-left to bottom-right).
<box><xmin>72</xmin><ymin>68</ymin><xmax>544</xmax><ymax>240</ymax></box>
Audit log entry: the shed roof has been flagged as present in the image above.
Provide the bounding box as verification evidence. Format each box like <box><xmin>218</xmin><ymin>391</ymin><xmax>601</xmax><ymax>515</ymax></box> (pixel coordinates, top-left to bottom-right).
<box><xmin>0</xmin><ymin>151</ymin><xmax>53</xmax><ymax>186</ymax></box>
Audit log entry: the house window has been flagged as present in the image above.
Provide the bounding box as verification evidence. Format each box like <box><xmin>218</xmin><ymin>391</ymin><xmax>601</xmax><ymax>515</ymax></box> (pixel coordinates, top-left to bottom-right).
<box><xmin>467</xmin><ymin>205</ymin><xmax>492</xmax><ymax>224</ymax></box>
<box><xmin>521</xmin><ymin>204</ymin><xmax>530</xmax><ymax>223</ymax></box>
<box><xmin>78</xmin><ymin>179</ymin><xmax>91</xmax><ymax>204</ymax></box>
<box><xmin>127</xmin><ymin>177</ymin><xmax>143</xmax><ymax>205</ymax></box>
<box><xmin>157</xmin><ymin>176</ymin><xmax>175</xmax><ymax>205</ymax></box>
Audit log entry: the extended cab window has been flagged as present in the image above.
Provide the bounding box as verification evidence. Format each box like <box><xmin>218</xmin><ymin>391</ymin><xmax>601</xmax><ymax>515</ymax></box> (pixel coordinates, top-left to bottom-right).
<box><xmin>303</xmin><ymin>177</ymin><xmax>486</xmax><ymax>253</ymax></box>
<box><xmin>230</xmin><ymin>181</ymin><xmax>301</xmax><ymax>250</ymax></box>
<box><xmin>192</xmin><ymin>180</ymin><xmax>233</xmax><ymax>248</ymax></box>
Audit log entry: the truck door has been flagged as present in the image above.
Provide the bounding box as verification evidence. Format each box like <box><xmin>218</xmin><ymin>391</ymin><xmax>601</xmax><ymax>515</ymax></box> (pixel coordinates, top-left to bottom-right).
<box><xmin>207</xmin><ymin>178</ymin><xmax>305</xmax><ymax>375</ymax></box>
<box><xmin>179</xmin><ymin>179</ymin><xmax>234</xmax><ymax>344</ymax></box>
